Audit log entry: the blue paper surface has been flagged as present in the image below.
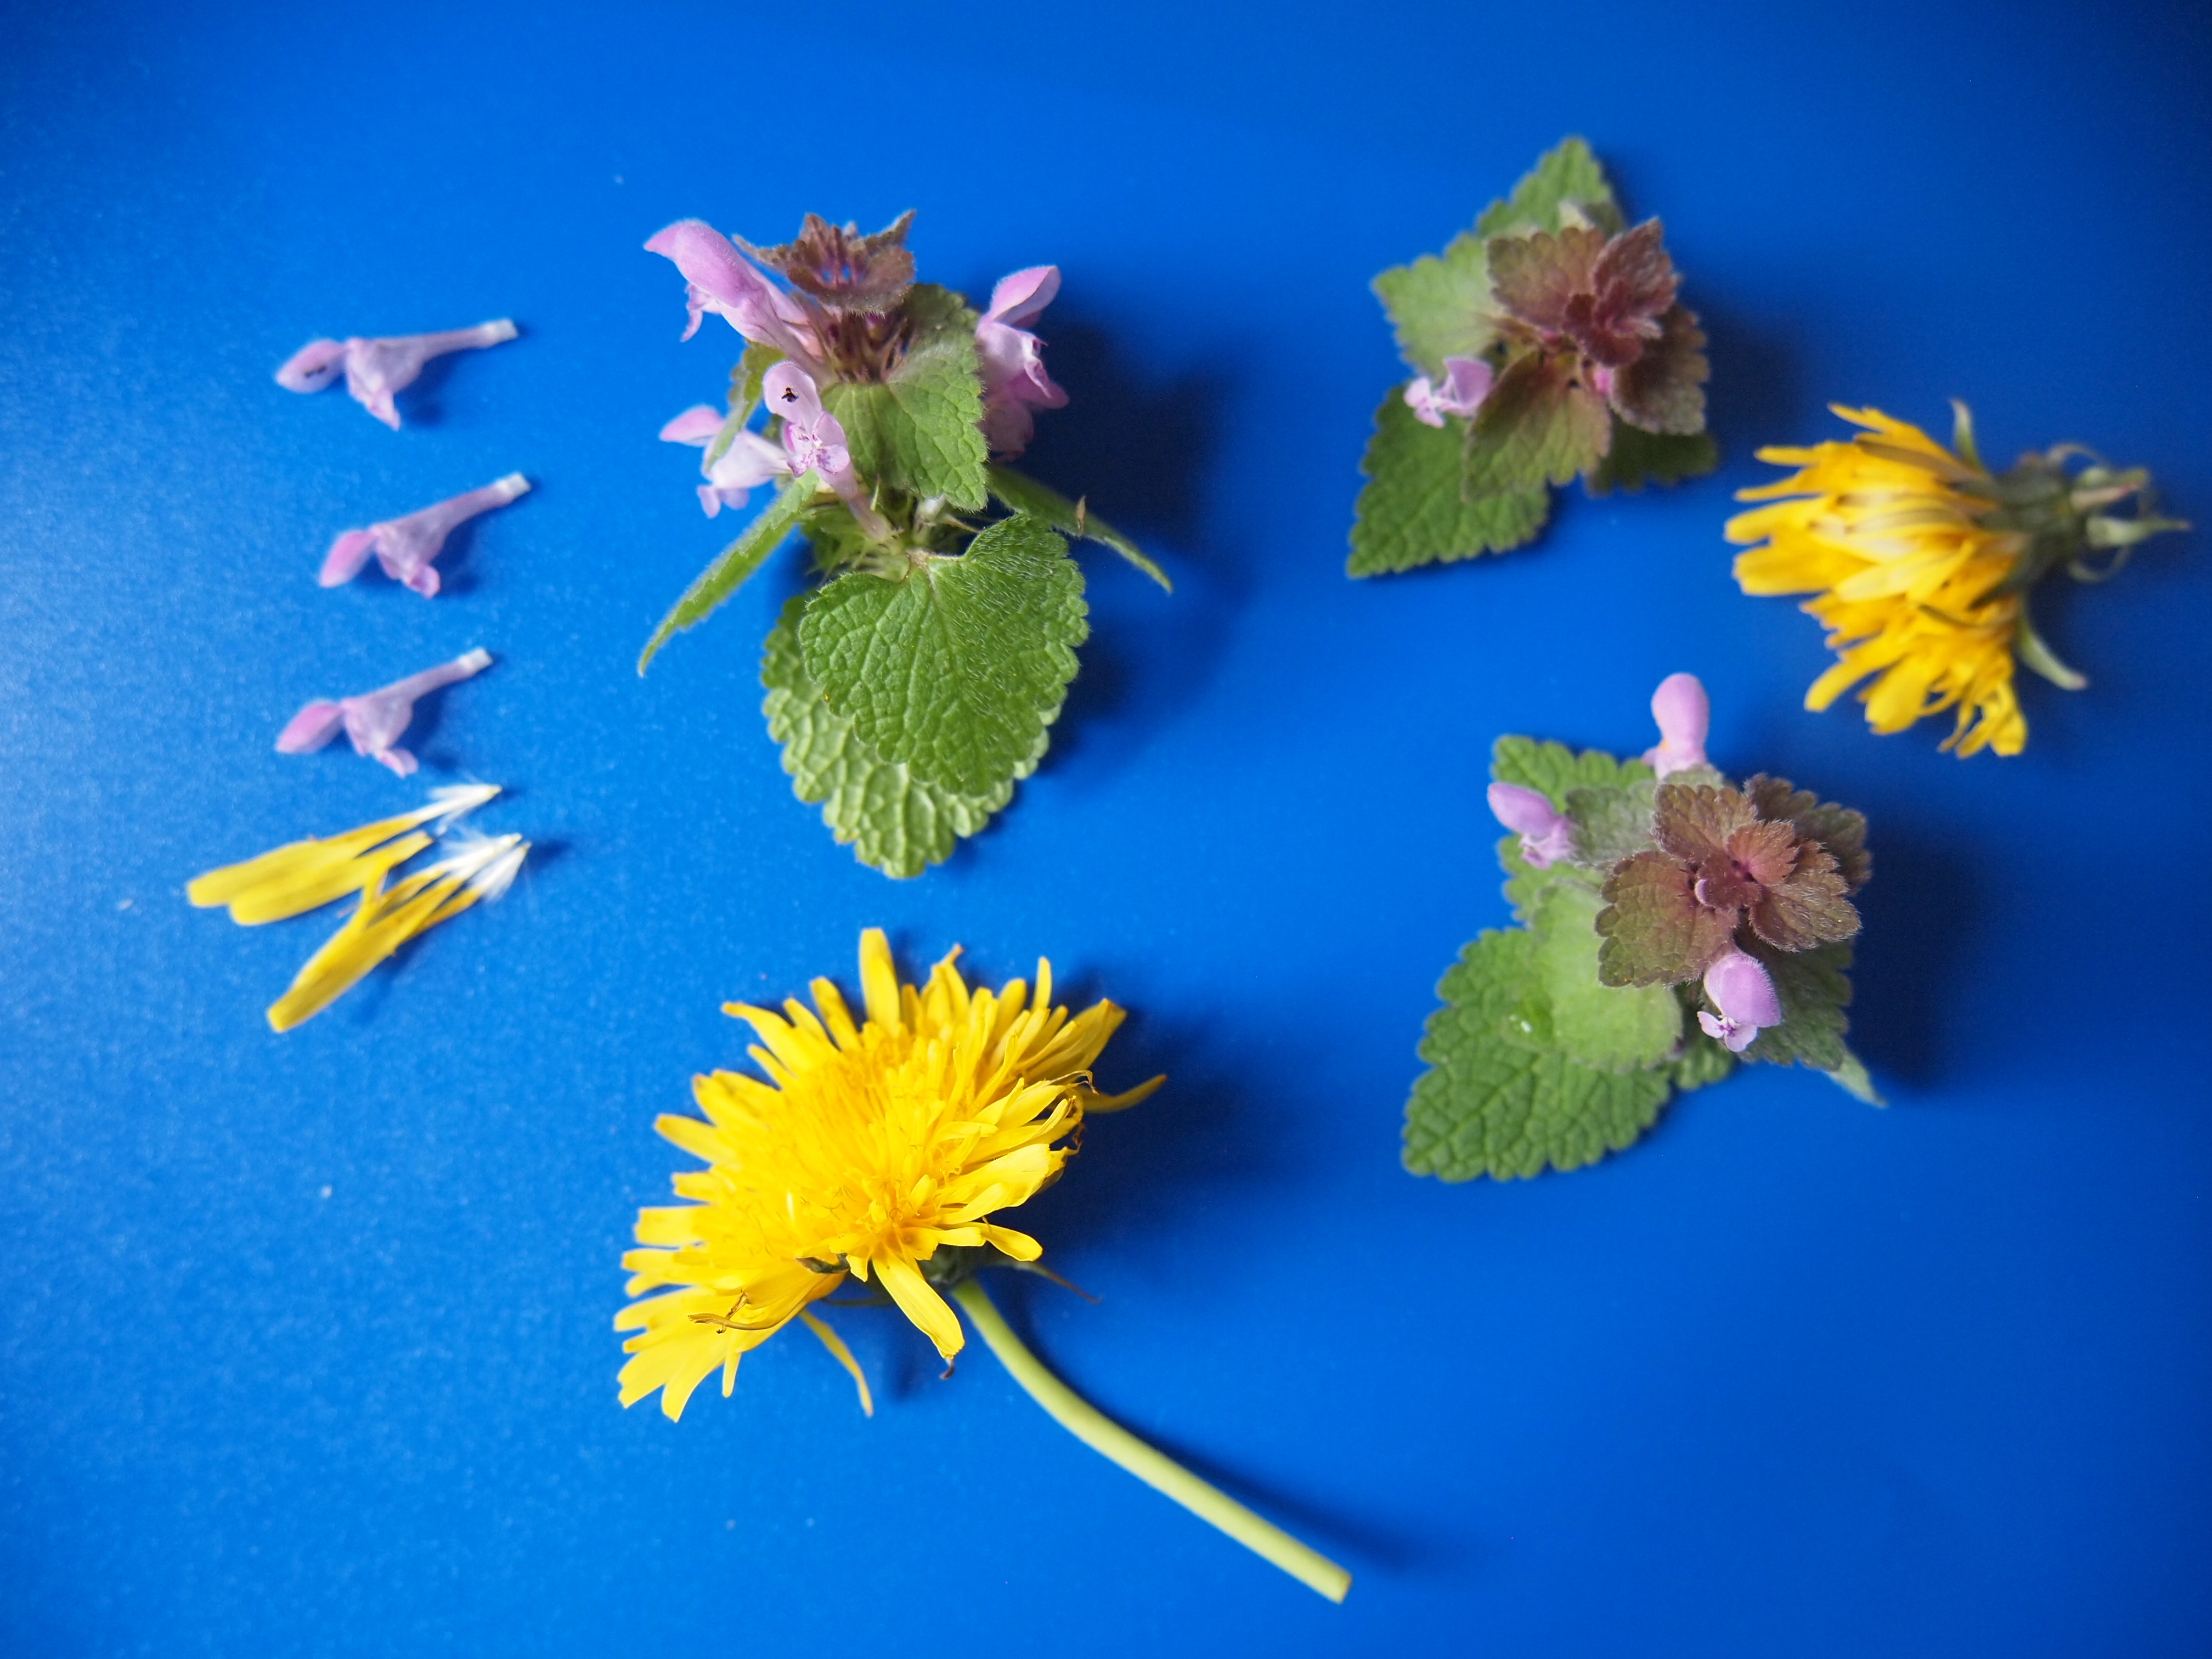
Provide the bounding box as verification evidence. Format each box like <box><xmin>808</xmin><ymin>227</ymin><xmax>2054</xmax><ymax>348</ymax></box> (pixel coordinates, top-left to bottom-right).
<box><xmin>4</xmin><ymin>1</ymin><xmax>2209</xmax><ymax>1652</ymax></box>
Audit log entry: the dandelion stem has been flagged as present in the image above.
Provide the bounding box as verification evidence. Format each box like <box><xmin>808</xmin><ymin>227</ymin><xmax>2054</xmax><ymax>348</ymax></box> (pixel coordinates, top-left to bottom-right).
<box><xmin>950</xmin><ymin>1278</ymin><xmax>1351</xmax><ymax>1603</ymax></box>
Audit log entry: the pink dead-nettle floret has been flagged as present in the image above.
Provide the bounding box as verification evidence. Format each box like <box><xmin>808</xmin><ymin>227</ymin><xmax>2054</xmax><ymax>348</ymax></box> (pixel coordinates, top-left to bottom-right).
<box><xmin>320</xmin><ymin>475</ymin><xmax>531</xmax><ymax>599</ymax></box>
<box><xmin>1643</xmin><ymin>672</ymin><xmax>1711</xmax><ymax>777</ymax></box>
<box><xmin>759</xmin><ymin>362</ymin><xmax>890</xmax><ymax>540</ymax></box>
<box><xmin>1404</xmin><ymin>356</ymin><xmax>1495</xmax><ymax>428</ymax></box>
<box><xmin>275</xmin><ymin>650</ymin><xmax>493</xmax><ymax>778</ymax></box>
<box><xmin>642</xmin><ymin>220</ymin><xmax>823</xmax><ymax>373</ymax></box>
<box><xmin>275</xmin><ymin>320</ymin><xmax>518</xmax><ymax>430</ymax></box>
<box><xmin>975</xmin><ymin>266</ymin><xmax>1069</xmax><ymax>458</ymax></box>
<box><xmin>1697</xmin><ymin>947</ymin><xmax>1783</xmax><ymax>1053</ymax></box>
<box><xmin>1487</xmin><ymin>782</ymin><xmax>1577</xmax><ymax>869</ymax></box>
<box><xmin>659</xmin><ymin>404</ymin><xmax>787</xmax><ymax>517</ymax></box>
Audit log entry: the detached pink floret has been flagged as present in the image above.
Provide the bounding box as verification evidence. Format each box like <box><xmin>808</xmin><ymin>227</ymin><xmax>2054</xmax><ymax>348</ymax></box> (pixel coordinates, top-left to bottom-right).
<box><xmin>1487</xmin><ymin>782</ymin><xmax>1576</xmax><ymax>869</ymax></box>
<box><xmin>658</xmin><ymin>404</ymin><xmax>787</xmax><ymax>518</ymax></box>
<box><xmin>276</xmin><ymin>649</ymin><xmax>493</xmax><ymax>778</ymax></box>
<box><xmin>275</xmin><ymin>320</ymin><xmax>518</xmax><ymax>430</ymax></box>
<box><xmin>1698</xmin><ymin>948</ymin><xmax>1783</xmax><ymax>1053</ymax></box>
<box><xmin>1643</xmin><ymin>672</ymin><xmax>1711</xmax><ymax>777</ymax></box>
<box><xmin>1404</xmin><ymin>357</ymin><xmax>1493</xmax><ymax>427</ymax></box>
<box><xmin>320</xmin><ymin>475</ymin><xmax>531</xmax><ymax>598</ymax></box>
<box><xmin>975</xmin><ymin>266</ymin><xmax>1069</xmax><ymax>457</ymax></box>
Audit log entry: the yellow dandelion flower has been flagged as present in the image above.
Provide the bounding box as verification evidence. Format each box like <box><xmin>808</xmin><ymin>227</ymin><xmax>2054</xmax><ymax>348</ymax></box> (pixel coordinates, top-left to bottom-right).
<box><xmin>616</xmin><ymin>930</ymin><xmax>1352</xmax><ymax>1602</ymax></box>
<box><xmin>266</xmin><ymin>833</ymin><xmax>528</xmax><ymax>1032</ymax></box>
<box><xmin>1728</xmin><ymin>403</ymin><xmax>2184</xmax><ymax>757</ymax></box>
<box><xmin>616</xmin><ymin>926</ymin><xmax>1160</xmax><ymax>1418</ymax></box>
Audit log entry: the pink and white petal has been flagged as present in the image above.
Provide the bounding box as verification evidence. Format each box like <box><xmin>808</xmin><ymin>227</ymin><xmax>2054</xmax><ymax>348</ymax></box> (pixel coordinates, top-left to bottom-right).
<box><xmin>986</xmin><ymin>266</ymin><xmax>1060</xmax><ymax>328</ymax></box>
<box><xmin>659</xmin><ymin>405</ymin><xmax>727</xmax><ymax>445</ymax></box>
<box><xmin>274</xmin><ymin>701</ymin><xmax>347</xmax><ymax>754</ymax></box>
<box><xmin>275</xmin><ymin>338</ymin><xmax>349</xmax><ymax>393</ymax></box>
<box><xmin>319</xmin><ymin>529</ymin><xmax>380</xmax><ymax>588</ymax></box>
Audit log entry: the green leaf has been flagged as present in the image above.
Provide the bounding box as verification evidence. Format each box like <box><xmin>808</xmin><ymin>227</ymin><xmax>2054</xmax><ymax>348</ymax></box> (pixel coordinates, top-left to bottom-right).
<box><xmin>1563</xmin><ymin>776</ymin><xmax>1657</xmax><ymax>868</ymax></box>
<box><xmin>1526</xmin><ymin>877</ymin><xmax>1684</xmax><ymax>1073</ymax></box>
<box><xmin>1610</xmin><ymin>302</ymin><xmax>1709</xmax><ymax>437</ymax></box>
<box><xmin>798</xmin><ymin>515</ymin><xmax>1087</xmax><ymax>795</ymax></box>
<box><xmin>1403</xmin><ymin>929</ymin><xmax>1673</xmax><ymax>1181</ymax></box>
<box><xmin>1463</xmin><ymin>350</ymin><xmax>1613</xmax><ymax>496</ymax></box>
<box><xmin>1741</xmin><ymin>939</ymin><xmax>1854</xmax><ymax>1074</ymax></box>
<box><xmin>761</xmin><ymin>597</ymin><xmax>1026</xmax><ymax>878</ymax></box>
<box><xmin>1371</xmin><ymin>233</ymin><xmax>1495</xmax><ymax>380</ymax></box>
<box><xmin>820</xmin><ymin>283</ymin><xmax>988</xmax><ymax>509</ymax></box>
<box><xmin>985</xmin><ymin>465</ymin><xmax>1171</xmax><ymax>591</ymax></box>
<box><xmin>637</xmin><ymin>473</ymin><xmax>815</xmax><ymax>674</ymax></box>
<box><xmin>1348</xmin><ymin>390</ymin><xmax>1548</xmax><ymax>575</ymax></box>
<box><xmin>1585</xmin><ymin>421</ymin><xmax>1718</xmax><ymax>496</ymax></box>
<box><xmin>732</xmin><ymin>343</ymin><xmax>785</xmax><ymax>419</ymax></box>
<box><xmin>1490</xmin><ymin>736</ymin><xmax>1649</xmax><ymax>812</ymax></box>
<box><xmin>1596</xmin><ymin>850</ymin><xmax>1736</xmax><ymax>987</ymax></box>
<box><xmin>1475</xmin><ymin>136</ymin><xmax>1622</xmax><ymax>239</ymax></box>
<box><xmin>1824</xmin><ymin>1044</ymin><xmax>1883</xmax><ymax>1105</ymax></box>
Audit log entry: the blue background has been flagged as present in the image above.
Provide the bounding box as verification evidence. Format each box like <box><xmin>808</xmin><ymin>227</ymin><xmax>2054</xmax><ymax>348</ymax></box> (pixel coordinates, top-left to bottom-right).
<box><xmin>3</xmin><ymin>1</ymin><xmax>2208</xmax><ymax>1652</ymax></box>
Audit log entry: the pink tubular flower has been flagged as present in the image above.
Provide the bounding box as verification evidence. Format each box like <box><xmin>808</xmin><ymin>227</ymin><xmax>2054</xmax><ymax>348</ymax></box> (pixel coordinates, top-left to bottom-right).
<box><xmin>1403</xmin><ymin>356</ymin><xmax>1494</xmax><ymax>428</ymax></box>
<box><xmin>276</xmin><ymin>649</ymin><xmax>493</xmax><ymax>778</ymax></box>
<box><xmin>975</xmin><ymin>266</ymin><xmax>1069</xmax><ymax>457</ymax></box>
<box><xmin>642</xmin><ymin>220</ymin><xmax>822</xmax><ymax>370</ymax></box>
<box><xmin>275</xmin><ymin>320</ymin><xmax>518</xmax><ymax>430</ymax></box>
<box><xmin>1697</xmin><ymin>947</ymin><xmax>1783</xmax><ymax>1053</ymax></box>
<box><xmin>320</xmin><ymin>475</ymin><xmax>531</xmax><ymax>598</ymax></box>
<box><xmin>1487</xmin><ymin>782</ymin><xmax>1576</xmax><ymax>869</ymax></box>
<box><xmin>658</xmin><ymin>404</ymin><xmax>788</xmax><ymax>517</ymax></box>
<box><xmin>1643</xmin><ymin>672</ymin><xmax>1711</xmax><ymax>777</ymax></box>
<box><xmin>760</xmin><ymin>362</ymin><xmax>891</xmax><ymax>540</ymax></box>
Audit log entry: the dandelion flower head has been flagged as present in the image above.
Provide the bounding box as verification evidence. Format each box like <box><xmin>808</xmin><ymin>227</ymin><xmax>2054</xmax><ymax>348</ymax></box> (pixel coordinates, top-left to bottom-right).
<box><xmin>616</xmin><ymin>929</ymin><xmax>1160</xmax><ymax>1420</ymax></box>
<box><xmin>1726</xmin><ymin>405</ymin><xmax>2028</xmax><ymax>757</ymax></box>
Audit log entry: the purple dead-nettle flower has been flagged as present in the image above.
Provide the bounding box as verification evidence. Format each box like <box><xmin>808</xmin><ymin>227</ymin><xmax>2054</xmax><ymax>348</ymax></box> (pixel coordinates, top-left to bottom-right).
<box><xmin>1403</xmin><ymin>356</ymin><xmax>1495</xmax><ymax>428</ymax></box>
<box><xmin>1487</xmin><ymin>782</ymin><xmax>1576</xmax><ymax>869</ymax></box>
<box><xmin>642</xmin><ymin>220</ymin><xmax>823</xmax><ymax>374</ymax></box>
<box><xmin>761</xmin><ymin>363</ymin><xmax>891</xmax><ymax>540</ymax></box>
<box><xmin>1697</xmin><ymin>947</ymin><xmax>1783</xmax><ymax>1053</ymax></box>
<box><xmin>276</xmin><ymin>649</ymin><xmax>493</xmax><ymax>778</ymax></box>
<box><xmin>275</xmin><ymin>320</ymin><xmax>518</xmax><ymax>431</ymax></box>
<box><xmin>1642</xmin><ymin>672</ymin><xmax>1711</xmax><ymax>777</ymax></box>
<box><xmin>320</xmin><ymin>475</ymin><xmax>531</xmax><ymax>599</ymax></box>
<box><xmin>659</xmin><ymin>404</ymin><xmax>787</xmax><ymax>518</ymax></box>
<box><xmin>975</xmin><ymin>266</ymin><xmax>1070</xmax><ymax>458</ymax></box>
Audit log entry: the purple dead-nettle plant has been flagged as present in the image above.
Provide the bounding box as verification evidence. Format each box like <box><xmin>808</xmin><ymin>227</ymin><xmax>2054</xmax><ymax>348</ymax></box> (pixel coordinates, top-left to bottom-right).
<box><xmin>320</xmin><ymin>474</ymin><xmax>530</xmax><ymax>597</ymax></box>
<box><xmin>633</xmin><ymin>209</ymin><xmax>1170</xmax><ymax>881</ymax></box>
<box><xmin>1352</xmin><ymin>138</ymin><xmax>1717</xmax><ymax>577</ymax></box>
<box><xmin>1402</xmin><ymin>672</ymin><xmax>1882</xmax><ymax>1187</ymax></box>
<box><xmin>276</xmin><ymin>650</ymin><xmax>493</xmax><ymax>777</ymax></box>
<box><xmin>276</xmin><ymin>320</ymin><xmax>517</xmax><ymax>430</ymax></box>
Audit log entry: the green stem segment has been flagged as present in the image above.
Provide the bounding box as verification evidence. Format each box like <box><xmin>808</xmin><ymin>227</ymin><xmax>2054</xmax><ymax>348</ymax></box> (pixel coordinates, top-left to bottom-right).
<box><xmin>950</xmin><ymin>1278</ymin><xmax>1352</xmax><ymax>1604</ymax></box>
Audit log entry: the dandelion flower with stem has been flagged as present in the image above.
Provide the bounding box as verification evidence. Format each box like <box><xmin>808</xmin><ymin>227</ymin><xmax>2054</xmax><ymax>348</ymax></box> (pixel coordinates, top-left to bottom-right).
<box><xmin>616</xmin><ymin>929</ymin><xmax>1353</xmax><ymax>1602</ymax></box>
<box><xmin>1728</xmin><ymin>403</ymin><xmax>2185</xmax><ymax>756</ymax></box>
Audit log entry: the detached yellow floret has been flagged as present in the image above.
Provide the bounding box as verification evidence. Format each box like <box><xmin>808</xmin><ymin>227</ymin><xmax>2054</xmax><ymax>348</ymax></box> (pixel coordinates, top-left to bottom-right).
<box><xmin>616</xmin><ymin>928</ymin><xmax>1161</xmax><ymax>1421</ymax></box>
<box><xmin>1727</xmin><ymin>405</ymin><xmax>2027</xmax><ymax>757</ymax></box>
<box><xmin>188</xmin><ymin>785</ymin><xmax>525</xmax><ymax>1031</ymax></box>
<box><xmin>188</xmin><ymin>784</ymin><xmax>500</xmax><ymax>922</ymax></box>
<box><xmin>266</xmin><ymin>833</ymin><xmax>527</xmax><ymax>1032</ymax></box>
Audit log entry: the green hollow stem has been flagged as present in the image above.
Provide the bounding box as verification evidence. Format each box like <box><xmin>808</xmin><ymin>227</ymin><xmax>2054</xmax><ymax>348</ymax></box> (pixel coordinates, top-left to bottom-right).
<box><xmin>950</xmin><ymin>1277</ymin><xmax>1352</xmax><ymax>1604</ymax></box>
